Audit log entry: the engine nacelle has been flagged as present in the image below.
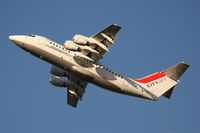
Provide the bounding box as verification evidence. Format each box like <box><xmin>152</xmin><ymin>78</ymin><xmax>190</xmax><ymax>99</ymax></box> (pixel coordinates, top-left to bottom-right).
<box><xmin>73</xmin><ymin>35</ymin><xmax>101</xmax><ymax>46</ymax></box>
<box><xmin>49</xmin><ymin>76</ymin><xmax>66</xmax><ymax>87</ymax></box>
<box><xmin>72</xmin><ymin>35</ymin><xmax>88</xmax><ymax>45</ymax></box>
<box><xmin>64</xmin><ymin>40</ymin><xmax>79</xmax><ymax>51</ymax></box>
<box><xmin>50</xmin><ymin>66</ymin><xmax>68</xmax><ymax>77</ymax></box>
<box><xmin>72</xmin><ymin>34</ymin><xmax>107</xmax><ymax>54</ymax></box>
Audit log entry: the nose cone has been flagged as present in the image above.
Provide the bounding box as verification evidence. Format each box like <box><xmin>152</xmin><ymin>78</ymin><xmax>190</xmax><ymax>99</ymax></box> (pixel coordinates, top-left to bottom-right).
<box><xmin>9</xmin><ymin>35</ymin><xmax>13</xmax><ymax>40</ymax></box>
<box><xmin>9</xmin><ymin>35</ymin><xmax>17</xmax><ymax>41</ymax></box>
<box><xmin>9</xmin><ymin>35</ymin><xmax>25</xmax><ymax>47</ymax></box>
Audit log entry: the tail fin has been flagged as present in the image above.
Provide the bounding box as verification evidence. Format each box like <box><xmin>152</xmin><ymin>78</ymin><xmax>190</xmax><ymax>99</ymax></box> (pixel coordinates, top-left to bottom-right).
<box><xmin>162</xmin><ymin>62</ymin><xmax>189</xmax><ymax>81</ymax></box>
<box><xmin>134</xmin><ymin>62</ymin><xmax>189</xmax><ymax>99</ymax></box>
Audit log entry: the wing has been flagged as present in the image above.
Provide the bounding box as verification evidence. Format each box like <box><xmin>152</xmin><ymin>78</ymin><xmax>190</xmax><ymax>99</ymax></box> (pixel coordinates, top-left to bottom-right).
<box><xmin>91</xmin><ymin>24</ymin><xmax>121</xmax><ymax>46</ymax></box>
<box><xmin>90</xmin><ymin>24</ymin><xmax>121</xmax><ymax>60</ymax></box>
<box><xmin>70</xmin><ymin>24</ymin><xmax>121</xmax><ymax>62</ymax></box>
<box><xmin>67</xmin><ymin>75</ymin><xmax>88</xmax><ymax>108</ymax></box>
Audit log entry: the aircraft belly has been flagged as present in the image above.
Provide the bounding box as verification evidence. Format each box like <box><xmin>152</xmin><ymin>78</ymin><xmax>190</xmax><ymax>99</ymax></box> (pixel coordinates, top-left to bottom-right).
<box><xmin>92</xmin><ymin>76</ymin><xmax>124</xmax><ymax>94</ymax></box>
<box><xmin>91</xmin><ymin>76</ymin><xmax>146</xmax><ymax>99</ymax></box>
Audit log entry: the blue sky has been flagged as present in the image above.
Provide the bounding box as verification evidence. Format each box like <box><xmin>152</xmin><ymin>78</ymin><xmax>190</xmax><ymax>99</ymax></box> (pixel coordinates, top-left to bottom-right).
<box><xmin>0</xmin><ymin>0</ymin><xmax>199</xmax><ymax>133</ymax></box>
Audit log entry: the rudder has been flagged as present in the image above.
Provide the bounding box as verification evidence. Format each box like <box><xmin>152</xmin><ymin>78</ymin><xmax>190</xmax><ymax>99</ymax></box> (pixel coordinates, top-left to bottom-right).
<box><xmin>162</xmin><ymin>62</ymin><xmax>189</xmax><ymax>81</ymax></box>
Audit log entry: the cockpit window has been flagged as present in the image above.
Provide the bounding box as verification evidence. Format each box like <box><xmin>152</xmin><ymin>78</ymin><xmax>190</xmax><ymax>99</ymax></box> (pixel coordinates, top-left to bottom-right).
<box><xmin>28</xmin><ymin>34</ymin><xmax>36</xmax><ymax>37</ymax></box>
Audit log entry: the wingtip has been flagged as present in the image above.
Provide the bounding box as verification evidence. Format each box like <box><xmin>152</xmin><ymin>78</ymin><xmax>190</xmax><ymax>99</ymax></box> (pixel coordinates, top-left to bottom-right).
<box><xmin>112</xmin><ymin>23</ymin><xmax>121</xmax><ymax>29</ymax></box>
<box><xmin>181</xmin><ymin>62</ymin><xmax>190</xmax><ymax>67</ymax></box>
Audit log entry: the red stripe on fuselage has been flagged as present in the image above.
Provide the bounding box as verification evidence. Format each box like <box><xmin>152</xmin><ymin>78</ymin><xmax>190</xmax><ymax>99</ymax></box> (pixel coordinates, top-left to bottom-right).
<box><xmin>134</xmin><ymin>72</ymin><xmax>165</xmax><ymax>83</ymax></box>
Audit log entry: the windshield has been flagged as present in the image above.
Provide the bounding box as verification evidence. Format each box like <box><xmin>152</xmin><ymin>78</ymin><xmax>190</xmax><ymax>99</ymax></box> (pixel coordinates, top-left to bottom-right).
<box><xmin>28</xmin><ymin>34</ymin><xmax>36</xmax><ymax>37</ymax></box>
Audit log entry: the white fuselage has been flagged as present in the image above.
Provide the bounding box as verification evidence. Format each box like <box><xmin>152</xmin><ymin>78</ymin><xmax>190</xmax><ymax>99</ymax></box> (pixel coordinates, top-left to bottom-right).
<box><xmin>9</xmin><ymin>35</ymin><xmax>154</xmax><ymax>100</ymax></box>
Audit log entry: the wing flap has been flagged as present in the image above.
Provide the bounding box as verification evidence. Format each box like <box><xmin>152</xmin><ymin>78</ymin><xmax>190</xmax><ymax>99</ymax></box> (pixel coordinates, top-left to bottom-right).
<box><xmin>88</xmin><ymin>24</ymin><xmax>121</xmax><ymax>61</ymax></box>
<box><xmin>67</xmin><ymin>89</ymin><xmax>79</xmax><ymax>108</ymax></box>
<box><xmin>91</xmin><ymin>24</ymin><xmax>121</xmax><ymax>47</ymax></box>
<box><xmin>66</xmin><ymin>76</ymin><xmax>88</xmax><ymax>108</ymax></box>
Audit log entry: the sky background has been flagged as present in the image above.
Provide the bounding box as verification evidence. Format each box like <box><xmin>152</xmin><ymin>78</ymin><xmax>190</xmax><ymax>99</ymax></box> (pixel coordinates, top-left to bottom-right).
<box><xmin>0</xmin><ymin>0</ymin><xmax>199</xmax><ymax>133</ymax></box>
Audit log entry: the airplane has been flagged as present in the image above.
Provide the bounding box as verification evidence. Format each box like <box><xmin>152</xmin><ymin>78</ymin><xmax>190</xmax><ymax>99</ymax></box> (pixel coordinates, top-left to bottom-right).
<box><xmin>9</xmin><ymin>24</ymin><xmax>189</xmax><ymax>108</ymax></box>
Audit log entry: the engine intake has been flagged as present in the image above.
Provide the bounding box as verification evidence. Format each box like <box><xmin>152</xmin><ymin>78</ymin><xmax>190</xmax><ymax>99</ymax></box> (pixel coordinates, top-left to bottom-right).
<box><xmin>72</xmin><ymin>35</ymin><xmax>88</xmax><ymax>46</ymax></box>
<box><xmin>50</xmin><ymin>66</ymin><xmax>68</xmax><ymax>77</ymax></box>
<box><xmin>64</xmin><ymin>40</ymin><xmax>79</xmax><ymax>51</ymax></box>
<box><xmin>49</xmin><ymin>76</ymin><xmax>66</xmax><ymax>87</ymax></box>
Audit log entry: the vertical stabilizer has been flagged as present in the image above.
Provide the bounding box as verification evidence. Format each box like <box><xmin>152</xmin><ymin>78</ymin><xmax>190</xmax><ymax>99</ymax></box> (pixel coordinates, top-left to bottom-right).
<box><xmin>162</xmin><ymin>62</ymin><xmax>189</xmax><ymax>81</ymax></box>
<box><xmin>133</xmin><ymin>62</ymin><xmax>189</xmax><ymax>99</ymax></box>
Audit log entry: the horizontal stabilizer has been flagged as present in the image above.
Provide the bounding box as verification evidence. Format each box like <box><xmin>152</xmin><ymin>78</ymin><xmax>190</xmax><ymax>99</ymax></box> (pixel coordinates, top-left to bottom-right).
<box><xmin>162</xmin><ymin>87</ymin><xmax>174</xmax><ymax>99</ymax></box>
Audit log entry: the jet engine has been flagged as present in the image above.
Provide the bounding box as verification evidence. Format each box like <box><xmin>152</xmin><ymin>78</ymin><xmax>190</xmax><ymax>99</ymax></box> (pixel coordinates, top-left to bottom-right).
<box><xmin>50</xmin><ymin>66</ymin><xmax>68</xmax><ymax>77</ymax></box>
<box><xmin>73</xmin><ymin>34</ymin><xmax>102</xmax><ymax>48</ymax></box>
<box><xmin>72</xmin><ymin>35</ymin><xmax>89</xmax><ymax>46</ymax></box>
<box><xmin>73</xmin><ymin>34</ymin><xmax>113</xmax><ymax>46</ymax></box>
<box><xmin>64</xmin><ymin>40</ymin><xmax>79</xmax><ymax>51</ymax></box>
<box><xmin>72</xmin><ymin>34</ymin><xmax>107</xmax><ymax>54</ymax></box>
<box><xmin>63</xmin><ymin>40</ymin><xmax>101</xmax><ymax>61</ymax></box>
<box><xmin>49</xmin><ymin>76</ymin><xmax>67</xmax><ymax>87</ymax></box>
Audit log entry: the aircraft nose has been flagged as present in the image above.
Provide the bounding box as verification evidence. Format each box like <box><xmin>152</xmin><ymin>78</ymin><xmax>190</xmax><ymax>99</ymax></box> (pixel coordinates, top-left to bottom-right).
<box><xmin>9</xmin><ymin>35</ymin><xmax>17</xmax><ymax>41</ymax></box>
<box><xmin>9</xmin><ymin>35</ymin><xmax>25</xmax><ymax>47</ymax></box>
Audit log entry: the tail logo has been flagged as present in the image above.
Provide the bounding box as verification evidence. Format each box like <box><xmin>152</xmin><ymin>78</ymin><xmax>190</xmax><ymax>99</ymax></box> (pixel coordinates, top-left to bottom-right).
<box><xmin>147</xmin><ymin>77</ymin><xmax>167</xmax><ymax>88</ymax></box>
